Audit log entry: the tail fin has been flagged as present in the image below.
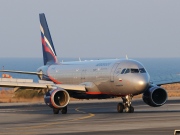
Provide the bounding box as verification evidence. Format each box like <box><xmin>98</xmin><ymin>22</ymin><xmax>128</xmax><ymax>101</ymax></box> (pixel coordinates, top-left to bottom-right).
<box><xmin>39</xmin><ymin>13</ymin><xmax>58</xmax><ymax>65</ymax></box>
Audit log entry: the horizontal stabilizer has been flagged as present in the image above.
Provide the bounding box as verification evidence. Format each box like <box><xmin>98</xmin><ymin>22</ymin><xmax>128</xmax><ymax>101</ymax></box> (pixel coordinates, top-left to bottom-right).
<box><xmin>0</xmin><ymin>70</ymin><xmax>42</xmax><ymax>75</ymax></box>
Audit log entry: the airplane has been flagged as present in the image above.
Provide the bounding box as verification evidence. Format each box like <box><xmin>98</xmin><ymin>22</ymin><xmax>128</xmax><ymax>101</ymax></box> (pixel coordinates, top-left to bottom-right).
<box><xmin>0</xmin><ymin>13</ymin><xmax>176</xmax><ymax>114</ymax></box>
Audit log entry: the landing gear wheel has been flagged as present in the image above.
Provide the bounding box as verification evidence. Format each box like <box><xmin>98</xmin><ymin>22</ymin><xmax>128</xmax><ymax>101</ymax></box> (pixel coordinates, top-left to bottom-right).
<box><xmin>121</xmin><ymin>95</ymin><xmax>134</xmax><ymax>113</ymax></box>
<box><xmin>125</xmin><ymin>107</ymin><xmax>130</xmax><ymax>113</ymax></box>
<box><xmin>61</xmin><ymin>106</ymin><xmax>67</xmax><ymax>114</ymax></box>
<box><xmin>53</xmin><ymin>108</ymin><xmax>59</xmax><ymax>114</ymax></box>
<box><xmin>125</xmin><ymin>106</ymin><xmax>134</xmax><ymax>113</ymax></box>
<box><xmin>117</xmin><ymin>103</ymin><xmax>124</xmax><ymax>113</ymax></box>
<box><xmin>129</xmin><ymin>106</ymin><xmax>134</xmax><ymax>113</ymax></box>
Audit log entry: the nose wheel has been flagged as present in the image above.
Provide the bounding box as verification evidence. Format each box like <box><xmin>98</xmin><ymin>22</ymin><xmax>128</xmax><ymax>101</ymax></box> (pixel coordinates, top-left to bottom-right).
<box><xmin>117</xmin><ymin>103</ymin><xmax>124</xmax><ymax>113</ymax></box>
<box><xmin>124</xmin><ymin>105</ymin><xmax>134</xmax><ymax>113</ymax></box>
<box><xmin>117</xmin><ymin>95</ymin><xmax>134</xmax><ymax>113</ymax></box>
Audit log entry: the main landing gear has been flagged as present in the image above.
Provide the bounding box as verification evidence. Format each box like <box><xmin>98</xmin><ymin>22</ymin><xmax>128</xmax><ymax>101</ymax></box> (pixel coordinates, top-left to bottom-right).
<box><xmin>53</xmin><ymin>106</ymin><xmax>67</xmax><ymax>114</ymax></box>
<box><xmin>117</xmin><ymin>95</ymin><xmax>134</xmax><ymax>113</ymax></box>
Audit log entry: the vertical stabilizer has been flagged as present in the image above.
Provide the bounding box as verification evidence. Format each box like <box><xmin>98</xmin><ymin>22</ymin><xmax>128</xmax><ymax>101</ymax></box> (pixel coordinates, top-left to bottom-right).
<box><xmin>39</xmin><ymin>13</ymin><xmax>58</xmax><ymax>65</ymax></box>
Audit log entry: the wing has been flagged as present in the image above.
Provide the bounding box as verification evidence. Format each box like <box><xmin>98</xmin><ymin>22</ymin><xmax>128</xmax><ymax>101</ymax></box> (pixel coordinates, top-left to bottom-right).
<box><xmin>0</xmin><ymin>70</ymin><xmax>86</xmax><ymax>92</ymax></box>
<box><xmin>0</xmin><ymin>78</ymin><xmax>86</xmax><ymax>92</ymax></box>
<box><xmin>151</xmin><ymin>74</ymin><xmax>180</xmax><ymax>86</ymax></box>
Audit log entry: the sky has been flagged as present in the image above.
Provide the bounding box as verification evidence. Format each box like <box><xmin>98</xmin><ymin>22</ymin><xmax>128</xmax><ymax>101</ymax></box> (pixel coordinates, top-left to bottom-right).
<box><xmin>0</xmin><ymin>0</ymin><xmax>180</xmax><ymax>58</ymax></box>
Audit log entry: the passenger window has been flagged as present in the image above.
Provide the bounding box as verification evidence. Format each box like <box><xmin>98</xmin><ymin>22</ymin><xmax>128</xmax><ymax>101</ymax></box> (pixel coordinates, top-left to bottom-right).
<box><xmin>131</xmin><ymin>69</ymin><xmax>139</xmax><ymax>73</ymax></box>
<box><xmin>139</xmin><ymin>68</ymin><xmax>146</xmax><ymax>73</ymax></box>
<box><xmin>121</xmin><ymin>69</ymin><xmax>126</xmax><ymax>74</ymax></box>
<box><xmin>124</xmin><ymin>69</ymin><xmax>130</xmax><ymax>74</ymax></box>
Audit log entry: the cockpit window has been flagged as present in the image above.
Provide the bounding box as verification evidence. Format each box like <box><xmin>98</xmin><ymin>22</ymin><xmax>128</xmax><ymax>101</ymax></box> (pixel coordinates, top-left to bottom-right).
<box><xmin>121</xmin><ymin>68</ymin><xmax>146</xmax><ymax>74</ymax></box>
<box><xmin>124</xmin><ymin>69</ymin><xmax>130</xmax><ymax>74</ymax></box>
<box><xmin>131</xmin><ymin>69</ymin><xmax>139</xmax><ymax>73</ymax></box>
<box><xmin>139</xmin><ymin>68</ymin><xmax>146</xmax><ymax>73</ymax></box>
<box><xmin>121</xmin><ymin>69</ymin><xmax>126</xmax><ymax>74</ymax></box>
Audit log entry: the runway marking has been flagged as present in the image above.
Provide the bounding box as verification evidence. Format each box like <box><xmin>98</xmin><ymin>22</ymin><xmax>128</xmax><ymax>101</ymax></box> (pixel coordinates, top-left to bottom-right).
<box><xmin>1</xmin><ymin>99</ymin><xmax>180</xmax><ymax>135</ymax></box>
<box><xmin>75</xmin><ymin>107</ymin><xmax>87</xmax><ymax>113</ymax></box>
<box><xmin>13</xmin><ymin>107</ymin><xmax>95</xmax><ymax>133</ymax></box>
<box><xmin>73</xmin><ymin>107</ymin><xmax>95</xmax><ymax>121</ymax></box>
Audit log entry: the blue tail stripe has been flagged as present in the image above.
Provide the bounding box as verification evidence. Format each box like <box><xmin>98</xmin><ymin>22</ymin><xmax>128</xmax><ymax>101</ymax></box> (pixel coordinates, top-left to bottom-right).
<box><xmin>39</xmin><ymin>13</ymin><xmax>58</xmax><ymax>65</ymax></box>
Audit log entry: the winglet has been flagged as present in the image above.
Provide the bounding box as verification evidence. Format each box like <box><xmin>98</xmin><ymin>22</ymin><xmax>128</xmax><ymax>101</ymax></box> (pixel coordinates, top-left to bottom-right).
<box><xmin>39</xmin><ymin>13</ymin><xmax>58</xmax><ymax>65</ymax></box>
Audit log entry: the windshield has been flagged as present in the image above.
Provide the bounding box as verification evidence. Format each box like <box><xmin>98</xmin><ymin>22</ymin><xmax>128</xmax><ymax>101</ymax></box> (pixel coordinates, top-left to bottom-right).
<box><xmin>139</xmin><ymin>68</ymin><xmax>146</xmax><ymax>73</ymax></box>
<box><xmin>121</xmin><ymin>68</ymin><xmax>146</xmax><ymax>74</ymax></box>
<box><xmin>131</xmin><ymin>69</ymin><xmax>139</xmax><ymax>73</ymax></box>
<box><xmin>125</xmin><ymin>69</ymin><xmax>130</xmax><ymax>74</ymax></box>
<box><xmin>121</xmin><ymin>69</ymin><xmax>126</xmax><ymax>74</ymax></box>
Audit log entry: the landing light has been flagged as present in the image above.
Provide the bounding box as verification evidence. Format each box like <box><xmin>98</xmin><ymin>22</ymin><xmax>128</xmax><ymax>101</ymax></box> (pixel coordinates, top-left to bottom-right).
<box><xmin>139</xmin><ymin>81</ymin><xmax>144</xmax><ymax>85</ymax></box>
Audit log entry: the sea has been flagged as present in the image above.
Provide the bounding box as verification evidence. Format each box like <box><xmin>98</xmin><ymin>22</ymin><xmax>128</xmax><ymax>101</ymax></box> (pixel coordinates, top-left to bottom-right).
<box><xmin>0</xmin><ymin>57</ymin><xmax>180</xmax><ymax>83</ymax></box>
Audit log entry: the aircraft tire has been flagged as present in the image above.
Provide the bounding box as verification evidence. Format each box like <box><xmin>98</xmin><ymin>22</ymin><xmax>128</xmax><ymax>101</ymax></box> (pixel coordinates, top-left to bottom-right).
<box><xmin>61</xmin><ymin>106</ymin><xmax>67</xmax><ymax>114</ymax></box>
<box><xmin>117</xmin><ymin>103</ymin><xmax>124</xmax><ymax>113</ymax></box>
<box><xmin>125</xmin><ymin>107</ymin><xmax>129</xmax><ymax>113</ymax></box>
<box><xmin>53</xmin><ymin>108</ymin><xmax>59</xmax><ymax>114</ymax></box>
<box><xmin>129</xmin><ymin>106</ymin><xmax>134</xmax><ymax>113</ymax></box>
<box><xmin>125</xmin><ymin>106</ymin><xmax>134</xmax><ymax>113</ymax></box>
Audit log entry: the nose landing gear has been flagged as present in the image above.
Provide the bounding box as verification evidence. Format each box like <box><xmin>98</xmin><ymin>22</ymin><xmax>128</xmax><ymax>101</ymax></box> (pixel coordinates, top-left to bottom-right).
<box><xmin>117</xmin><ymin>95</ymin><xmax>134</xmax><ymax>113</ymax></box>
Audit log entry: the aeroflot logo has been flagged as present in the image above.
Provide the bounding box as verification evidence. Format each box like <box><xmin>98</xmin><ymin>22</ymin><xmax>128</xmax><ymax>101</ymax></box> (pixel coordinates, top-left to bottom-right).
<box><xmin>96</xmin><ymin>63</ymin><xmax>111</xmax><ymax>66</ymax></box>
<box><xmin>40</xmin><ymin>24</ymin><xmax>56</xmax><ymax>56</ymax></box>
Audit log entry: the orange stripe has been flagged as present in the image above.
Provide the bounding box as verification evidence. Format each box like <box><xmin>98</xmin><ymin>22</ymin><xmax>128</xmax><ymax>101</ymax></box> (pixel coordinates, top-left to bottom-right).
<box><xmin>47</xmin><ymin>66</ymin><xmax>62</xmax><ymax>84</ymax></box>
<box><xmin>48</xmin><ymin>75</ymin><xmax>62</xmax><ymax>84</ymax></box>
<box><xmin>86</xmin><ymin>92</ymin><xmax>125</xmax><ymax>97</ymax></box>
<box><xmin>86</xmin><ymin>92</ymin><xmax>103</xmax><ymax>95</ymax></box>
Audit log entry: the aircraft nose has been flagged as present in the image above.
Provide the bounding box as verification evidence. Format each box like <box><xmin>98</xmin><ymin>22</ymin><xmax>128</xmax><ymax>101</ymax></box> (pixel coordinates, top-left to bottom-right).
<box><xmin>134</xmin><ymin>75</ymin><xmax>150</xmax><ymax>93</ymax></box>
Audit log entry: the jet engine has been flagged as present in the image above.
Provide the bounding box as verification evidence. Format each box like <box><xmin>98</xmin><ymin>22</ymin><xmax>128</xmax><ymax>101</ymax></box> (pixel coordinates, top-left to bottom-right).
<box><xmin>44</xmin><ymin>88</ymin><xmax>70</xmax><ymax>109</ymax></box>
<box><xmin>142</xmin><ymin>86</ymin><xmax>167</xmax><ymax>107</ymax></box>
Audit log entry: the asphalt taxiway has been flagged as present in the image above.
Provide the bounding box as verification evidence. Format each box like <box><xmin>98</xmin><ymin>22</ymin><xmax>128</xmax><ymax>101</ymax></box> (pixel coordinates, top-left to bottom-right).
<box><xmin>0</xmin><ymin>98</ymin><xmax>180</xmax><ymax>135</ymax></box>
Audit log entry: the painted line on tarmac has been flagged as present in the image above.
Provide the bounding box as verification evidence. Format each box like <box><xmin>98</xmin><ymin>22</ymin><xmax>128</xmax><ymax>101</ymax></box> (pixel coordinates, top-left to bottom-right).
<box><xmin>73</xmin><ymin>107</ymin><xmax>95</xmax><ymax>121</ymax></box>
<box><xmin>11</xmin><ymin>107</ymin><xmax>95</xmax><ymax>133</ymax></box>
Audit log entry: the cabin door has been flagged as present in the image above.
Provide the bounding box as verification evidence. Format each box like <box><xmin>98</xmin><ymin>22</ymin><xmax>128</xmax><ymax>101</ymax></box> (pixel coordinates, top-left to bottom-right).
<box><xmin>110</xmin><ymin>63</ymin><xmax>120</xmax><ymax>82</ymax></box>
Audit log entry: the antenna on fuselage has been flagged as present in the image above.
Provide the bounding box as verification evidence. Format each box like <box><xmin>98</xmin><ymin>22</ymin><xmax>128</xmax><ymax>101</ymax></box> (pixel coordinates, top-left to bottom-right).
<box><xmin>126</xmin><ymin>55</ymin><xmax>128</xmax><ymax>60</ymax></box>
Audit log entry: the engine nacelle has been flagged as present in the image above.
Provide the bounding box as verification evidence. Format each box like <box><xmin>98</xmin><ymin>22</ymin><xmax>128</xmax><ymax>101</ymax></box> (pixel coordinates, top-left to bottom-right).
<box><xmin>142</xmin><ymin>86</ymin><xmax>167</xmax><ymax>107</ymax></box>
<box><xmin>44</xmin><ymin>88</ymin><xmax>70</xmax><ymax>109</ymax></box>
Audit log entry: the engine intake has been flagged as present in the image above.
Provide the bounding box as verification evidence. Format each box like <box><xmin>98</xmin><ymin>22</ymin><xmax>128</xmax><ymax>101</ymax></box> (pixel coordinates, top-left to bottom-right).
<box><xmin>44</xmin><ymin>88</ymin><xmax>70</xmax><ymax>109</ymax></box>
<box><xmin>143</xmin><ymin>86</ymin><xmax>167</xmax><ymax>107</ymax></box>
